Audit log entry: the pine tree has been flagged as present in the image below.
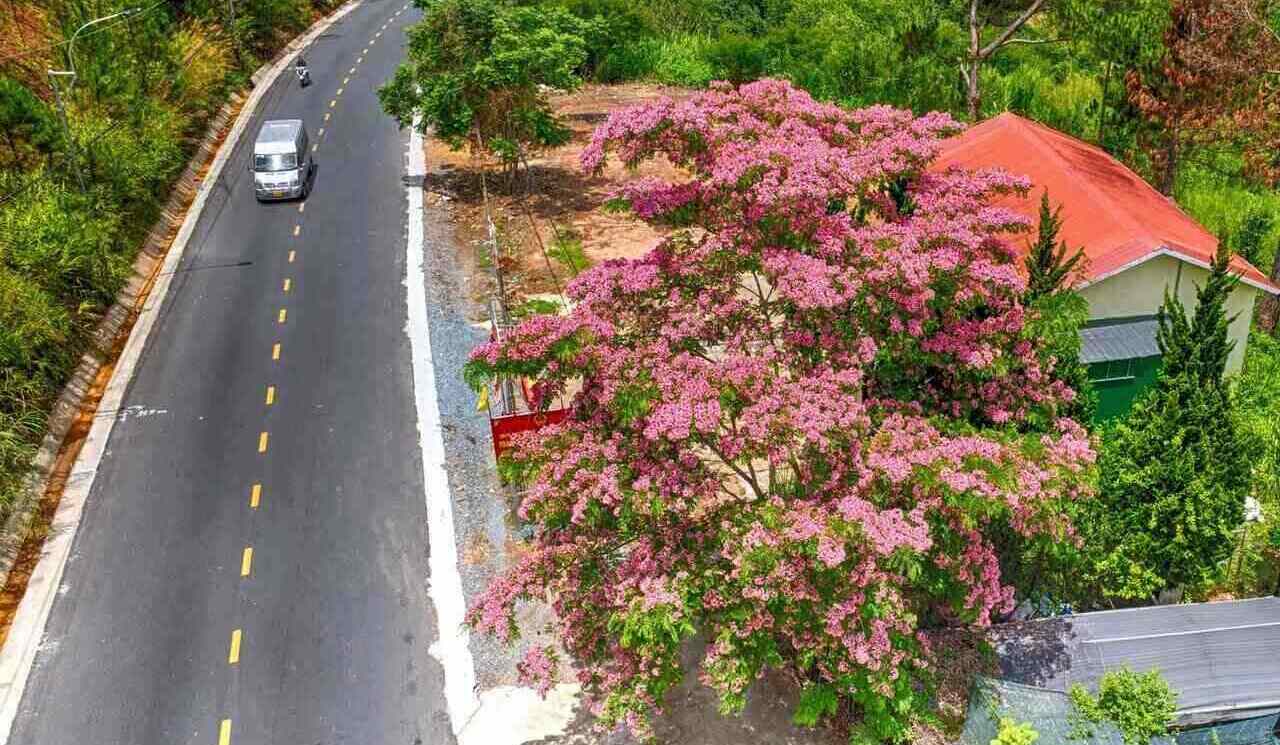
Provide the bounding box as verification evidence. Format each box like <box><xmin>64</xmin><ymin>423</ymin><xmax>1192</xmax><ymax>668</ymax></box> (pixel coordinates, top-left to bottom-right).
<box><xmin>1087</xmin><ymin>244</ymin><xmax>1249</xmax><ymax>601</ymax></box>
<box><xmin>1025</xmin><ymin>190</ymin><xmax>1085</xmax><ymax>301</ymax></box>
<box><xmin>1022</xmin><ymin>189</ymin><xmax>1095</xmax><ymax>425</ymax></box>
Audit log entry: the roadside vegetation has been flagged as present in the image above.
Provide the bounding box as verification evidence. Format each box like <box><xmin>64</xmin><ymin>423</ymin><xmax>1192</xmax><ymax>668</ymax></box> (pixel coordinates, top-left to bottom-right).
<box><xmin>0</xmin><ymin>0</ymin><xmax>342</xmax><ymax>512</ymax></box>
<box><xmin>389</xmin><ymin>0</ymin><xmax>1280</xmax><ymax>741</ymax></box>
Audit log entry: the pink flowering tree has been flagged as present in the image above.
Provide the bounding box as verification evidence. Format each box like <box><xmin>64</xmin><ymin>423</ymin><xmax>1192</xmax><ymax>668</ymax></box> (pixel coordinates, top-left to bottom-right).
<box><xmin>464</xmin><ymin>80</ymin><xmax>1095</xmax><ymax>741</ymax></box>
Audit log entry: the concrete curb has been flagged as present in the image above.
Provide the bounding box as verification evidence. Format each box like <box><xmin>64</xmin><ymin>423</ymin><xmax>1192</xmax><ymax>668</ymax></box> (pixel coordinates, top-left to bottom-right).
<box><xmin>0</xmin><ymin>1</ymin><xmax>363</xmax><ymax>739</ymax></box>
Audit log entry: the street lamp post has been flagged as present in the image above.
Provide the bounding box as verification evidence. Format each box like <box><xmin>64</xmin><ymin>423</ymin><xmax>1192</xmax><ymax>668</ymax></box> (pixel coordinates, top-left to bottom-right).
<box><xmin>46</xmin><ymin>6</ymin><xmax>143</xmax><ymax>191</ymax></box>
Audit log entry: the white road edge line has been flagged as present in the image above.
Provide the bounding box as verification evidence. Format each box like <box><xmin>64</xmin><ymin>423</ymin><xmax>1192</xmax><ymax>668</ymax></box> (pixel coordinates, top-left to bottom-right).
<box><xmin>0</xmin><ymin>1</ymin><xmax>364</xmax><ymax>741</ymax></box>
<box><xmin>403</xmin><ymin>124</ymin><xmax>579</xmax><ymax>745</ymax></box>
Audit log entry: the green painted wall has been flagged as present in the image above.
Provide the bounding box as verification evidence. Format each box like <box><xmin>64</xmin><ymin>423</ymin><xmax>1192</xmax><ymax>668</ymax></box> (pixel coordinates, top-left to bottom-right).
<box><xmin>1089</xmin><ymin>355</ymin><xmax>1163</xmax><ymax>422</ymax></box>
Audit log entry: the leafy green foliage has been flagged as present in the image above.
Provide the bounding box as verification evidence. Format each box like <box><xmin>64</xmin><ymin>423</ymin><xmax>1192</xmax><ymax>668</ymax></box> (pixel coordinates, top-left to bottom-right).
<box><xmin>990</xmin><ymin>717</ymin><xmax>1039</xmax><ymax>745</ymax></box>
<box><xmin>1084</xmin><ymin>246</ymin><xmax>1250</xmax><ymax>600</ymax></box>
<box><xmin>1069</xmin><ymin>667</ymin><xmax>1176</xmax><ymax>745</ymax></box>
<box><xmin>379</xmin><ymin>0</ymin><xmax>590</xmax><ymax>165</ymax></box>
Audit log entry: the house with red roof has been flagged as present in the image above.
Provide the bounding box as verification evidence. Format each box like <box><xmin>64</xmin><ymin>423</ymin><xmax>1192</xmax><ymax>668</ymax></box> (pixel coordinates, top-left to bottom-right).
<box><xmin>932</xmin><ymin>112</ymin><xmax>1280</xmax><ymax>419</ymax></box>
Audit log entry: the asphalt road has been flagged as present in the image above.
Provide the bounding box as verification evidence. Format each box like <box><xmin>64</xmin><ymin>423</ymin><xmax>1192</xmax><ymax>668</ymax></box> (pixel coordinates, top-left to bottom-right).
<box><xmin>8</xmin><ymin>2</ymin><xmax>455</xmax><ymax>743</ymax></box>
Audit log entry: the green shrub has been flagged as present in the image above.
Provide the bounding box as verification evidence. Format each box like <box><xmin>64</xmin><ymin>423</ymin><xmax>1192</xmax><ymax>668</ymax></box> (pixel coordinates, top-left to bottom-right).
<box><xmin>595</xmin><ymin>38</ymin><xmax>662</xmax><ymax>82</ymax></box>
<box><xmin>702</xmin><ymin>34</ymin><xmax>769</xmax><ymax>84</ymax></box>
<box><xmin>651</xmin><ymin>35</ymin><xmax>715</xmax><ymax>88</ymax></box>
<box><xmin>1069</xmin><ymin>668</ymin><xmax>1176</xmax><ymax>745</ymax></box>
<box><xmin>991</xmin><ymin>718</ymin><xmax>1039</xmax><ymax>745</ymax></box>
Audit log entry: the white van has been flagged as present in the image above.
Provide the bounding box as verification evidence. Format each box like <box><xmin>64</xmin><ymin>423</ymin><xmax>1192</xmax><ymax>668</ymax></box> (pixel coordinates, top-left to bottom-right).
<box><xmin>251</xmin><ymin>119</ymin><xmax>314</xmax><ymax>201</ymax></box>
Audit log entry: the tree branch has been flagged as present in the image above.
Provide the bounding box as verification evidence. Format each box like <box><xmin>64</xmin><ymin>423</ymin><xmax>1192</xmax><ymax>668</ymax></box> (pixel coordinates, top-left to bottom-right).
<box><xmin>979</xmin><ymin>0</ymin><xmax>1050</xmax><ymax>59</ymax></box>
<box><xmin>1002</xmin><ymin>37</ymin><xmax>1069</xmax><ymax>46</ymax></box>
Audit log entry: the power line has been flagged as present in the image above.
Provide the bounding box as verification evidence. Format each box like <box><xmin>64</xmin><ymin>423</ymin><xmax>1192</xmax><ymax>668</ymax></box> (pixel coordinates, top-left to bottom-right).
<box><xmin>0</xmin><ymin>1</ymin><xmax>167</xmax><ymax>67</ymax></box>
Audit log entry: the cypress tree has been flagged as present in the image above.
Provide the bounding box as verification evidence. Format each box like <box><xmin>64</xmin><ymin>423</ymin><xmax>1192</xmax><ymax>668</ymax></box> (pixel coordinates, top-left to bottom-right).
<box><xmin>1022</xmin><ymin>189</ymin><xmax>1095</xmax><ymax>425</ymax></box>
<box><xmin>1088</xmin><ymin>244</ymin><xmax>1249</xmax><ymax>601</ymax></box>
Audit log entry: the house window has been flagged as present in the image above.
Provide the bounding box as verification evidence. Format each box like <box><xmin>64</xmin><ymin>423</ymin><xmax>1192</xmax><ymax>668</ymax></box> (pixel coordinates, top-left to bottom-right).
<box><xmin>1089</xmin><ymin>358</ymin><xmax>1135</xmax><ymax>383</ymax></box>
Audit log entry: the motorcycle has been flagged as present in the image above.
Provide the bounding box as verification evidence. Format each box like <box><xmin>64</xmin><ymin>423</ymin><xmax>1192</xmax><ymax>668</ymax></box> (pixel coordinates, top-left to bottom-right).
<box><xmin>295</xmin><ymin>61</ymin><xmax>311</xmax><ymax>87</ymax></box>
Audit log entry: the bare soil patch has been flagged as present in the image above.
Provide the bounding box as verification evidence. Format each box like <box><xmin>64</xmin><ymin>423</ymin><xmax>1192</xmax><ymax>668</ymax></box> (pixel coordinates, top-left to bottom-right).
<box><xmin>423</xmin><ymin>83</ymin><xmax>695</xmax><ymax>312</ymax></box>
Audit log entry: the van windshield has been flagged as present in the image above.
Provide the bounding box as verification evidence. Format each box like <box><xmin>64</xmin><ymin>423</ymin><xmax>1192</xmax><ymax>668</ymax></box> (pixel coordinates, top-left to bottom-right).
<box><xmin>254</xmin><ymin>153</ymin><xmax>297</xmax><ymax>172</ymax></box>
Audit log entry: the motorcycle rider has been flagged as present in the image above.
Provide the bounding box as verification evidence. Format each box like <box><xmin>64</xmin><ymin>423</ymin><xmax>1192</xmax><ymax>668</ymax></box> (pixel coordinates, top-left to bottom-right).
<box><xmin>294</xmin><ymin>57</ymin><xmax>310</xmax><ymax>85</ymax></box>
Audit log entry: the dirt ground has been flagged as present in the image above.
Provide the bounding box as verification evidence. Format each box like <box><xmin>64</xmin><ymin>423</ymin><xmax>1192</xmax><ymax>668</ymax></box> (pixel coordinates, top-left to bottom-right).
<box><xmin>423</xmin><ymin>83</ymin><xmax>694</xmax><ymax>316</ymax></box>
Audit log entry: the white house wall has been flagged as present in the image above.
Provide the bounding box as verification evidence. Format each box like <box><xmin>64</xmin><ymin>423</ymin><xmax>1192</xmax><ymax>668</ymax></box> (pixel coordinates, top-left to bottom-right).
<box><xmin>1079</xmin><ymin>254</ymin><xmax>1258</xmax><ymax>375</ymax></box>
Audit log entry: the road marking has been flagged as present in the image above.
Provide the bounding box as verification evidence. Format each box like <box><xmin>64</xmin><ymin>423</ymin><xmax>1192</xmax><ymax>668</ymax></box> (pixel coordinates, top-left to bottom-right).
<box><xmin>298</xmin><ymin>202</ymin><xmax>305</xmax><ymax>213</ymax></box>
<box><xmin>357</xmin><ymin>56</ymin><xmax>363</xmax><ymax>64</ymax></box>
<box><xmin>272</xmin><ymin>342</ymin><xmax>281</xmax><ymax>360</ymax></box>
<box><xmin>288</xmin><ymin>250</ymin><xmax>296</xmax><ymax>263</ymax></box>
<box><xmin>283</xmin><ymin>278</ymin><xmax>291</xmax><ymax>293</ymax></box>
<box><xmin>258</xmin><ymin>432</ymin><xmax>269</xmax><ymax>453</ymax></box>
<box><xmin>336</xmin><ymin>87</ymin><xmax>344</xmax><ymax>96</ymax></box>
<box><xmin>265</xmin><ymin>385</ymin><xmax>275</xmax><ymax>405</ymax></box>
<box><xmin>324</xmin><ymin>112</ymin><xmax>331</xmax><ymax>122</ymax></box>
<box><xmin>312</xmin><ymin>144</ymin><xmax>318</xmax><ymax>153</ymax></box>
<box><xmin>349</xmin><ymin>67</ymin><xmax>356</xmax><ymax>75</ymax></box>
<box><xmin>375</xmin><ymin>31</ymin><xmax>382</xmax><ymax>38</ymax></box>
<box><xmin>293</xmin><ymin>225</ymin><xmax>301</xmax><ymax>237</ymax></box>
<box><xmin>343</xmin><ymin>76</ymin><xmax>350</xmax><ymax>85</ymax></box>
<box><xmin>318</xmin><ymin>127</ymin><xmax>325</xmax><ymax>136</ymax></box>
<box><xmin>278</xmin><ymin>308</ymin><xmax>287</xmax><ymax>324</ymax></box>
<box><xmin>241</xmin><ymin>547</ymin><xmax>253</xmax><ymax>577</ymax></box>
<box><xmin>250</xmin><ymin>483</ymin><xmax>262</xmax><ymax>508</ymax></box>
<box><xmin>329</xmin><ymin>99</ymin><xmax>336</xmax><ymax>108</ymax></box>
<box><xmin>228</xmin><ymin>629</ymin><xmax>242</xmax><ymax>664</ymax></box>
<box><xmin>219</xmin><ymin>719</ymin><xmax>232</xmax><ymax>745</ymax></box>
<box><xmin>362</xmin><ymin>47</ymin><xmax>368</xmax><ymax>54</ymax></box>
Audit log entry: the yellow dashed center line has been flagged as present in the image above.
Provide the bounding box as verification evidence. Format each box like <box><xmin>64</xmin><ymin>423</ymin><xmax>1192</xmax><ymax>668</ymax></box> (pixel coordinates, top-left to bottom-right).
<box><xmin>357</xmin><ymin>56</ymin><xmax>364</xmax><ymax>64</ymax></box>
<box><xmin>250</xmin><ymin>483</ymin><xmax>262</xmax><ymax>508</ymax></box>
<box><xmin>312</xmin><ymin>144</ymin><xmax>318</xmax><ymax>153</ymax></box>
<box><xmin>265</xmin><ymin>385</ymin><xmax>275</xmax><ymax>405</ymax></box>
<box><xmin>336</xmin><ymin>87</ymin><xmax>344</xmax><ymax>96</ymax></box>
<box><xmin>278</xmin><ymin>308</ymin><xmax>287</xmax><ymax>324</ymax></box>
<box><xmin>343</xmin><ymin>76</ymin><xmax>350</xmax><ymax>84</ymax></box>
<box><xmin>228</xmin><ymin>629</ymin><xmax>242</xmax><ymax>664</ymax></box>
<box><xmin>329</xmin><ymin>99</ymin><xmax>336</xmax><ymax>108</ymax></box>
<box><xmin>283</xmin><ymin>278</ymin><xmax>292</xmax><ymax>293</ymax></box>
<box><xmin>219</xmin><ymin>719</ymin><xmax>232</xmax><ymax>745</ymax></box>
<box><xmin>258</xmin><ymin>431</ymin><xmax>269</xmax><ymax>453</ymax></box>
<box><xmin>288</xmin><ymin>250</ymin><xmax>296</xmax><ymax>263</ymax></box>
<box><xmin>272</xmin><ymin>342</ymin><xmax>281</xmax><ymax>360</ymax></box>
<box><xmin>375</xmin><ymin>31</ymin><xmax>382</xmax><ymax>38</ymax></box>
<box><xmin>362</xmin><ymin>47</ymin><xmax>369</xmax><ymax>54</ymax></box>
<box><xmin>349</xmin><ymin>67</ymin><xmax>356</xmax><ymax>75</ymax></box>
<box><xmin>298</xmin><ymin>202</ymin><xmax>306</xmax><ymax>213</ymax></box>
<box><xmin>324</xmin><ymin>112</ymin><xmax>331</xmax><ymax>122</ymax></box>
<box><xmin>318</xmin><ymin>127</ymin><xmax>325</xmax><ymax>136</ymax></box>
<box><xmin>241</xmin><ymin>547</ymin><xmax>254</xmax><ymax>577</ymax></box>
<box><xmin>293</xmin><ymin>225</ymin><xmax>301</xmax><ymax>237</ymax></box>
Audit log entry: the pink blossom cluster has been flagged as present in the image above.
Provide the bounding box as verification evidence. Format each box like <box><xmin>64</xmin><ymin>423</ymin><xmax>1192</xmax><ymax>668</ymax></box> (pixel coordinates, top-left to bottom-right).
<box><xmin>464</xmin><ymin>80</ymin><xmax>1097</xmax><ymax>737</ymax></box>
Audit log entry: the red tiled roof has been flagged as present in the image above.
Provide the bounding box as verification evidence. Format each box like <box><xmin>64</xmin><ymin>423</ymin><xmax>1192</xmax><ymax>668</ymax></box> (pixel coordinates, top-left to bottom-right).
<box><xmin>929</xmin><ymin>112</ymin><xmax>1280</xmax><ymax>295</ymax></box>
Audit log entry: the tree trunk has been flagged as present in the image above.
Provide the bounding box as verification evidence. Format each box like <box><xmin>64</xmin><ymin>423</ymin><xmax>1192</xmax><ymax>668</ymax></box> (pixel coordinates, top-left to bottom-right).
<box><xmin>1158</xmin><ymin>135</ymin><xmax>1178</xmax><ymax>196</ymax></box>
<box><xmin>1096</xmin><ymin>60</ymin><xmax>1112</xmax><ymax>144</ymax></box>
<box><xmin>1259</xmin><ymin>247</ymin><xmax>1280</xmax><ymax>335</ymax></box>
<box><xmin>966</xmin><ymin>0</ymin><xmax>982</xmax><ymax>120</ymax></box>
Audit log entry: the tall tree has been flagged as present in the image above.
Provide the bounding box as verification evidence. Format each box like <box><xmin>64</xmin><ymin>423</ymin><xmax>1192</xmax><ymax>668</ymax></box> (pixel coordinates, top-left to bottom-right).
<box><xmin>959</xmin><ymin>0</ymin><xmax>1052</xmax><ymax>120</ymax></box>
<box><xmin>1086</xmin><ymin>245</ymin><xmax>1249</xmax><ymax>601</ymax></box>
<box><xmin>378</xmin><ymin>0</ymin><xmax>591</xmax><ymax>173</ymax></box>
<box><xmin>465</xmin><ymin>80</ymin><xmax>1095</xmax><ymax>740</ymax></box>
<box><xmin>1125</xmin><ymin>0</ymin><xmax>1280</xmax><ymax>194</ymax></box>
<box><xmin>1023</xmin><ymin>190</ymin><xmax>1095</xmax><ymax>425</ymax></box>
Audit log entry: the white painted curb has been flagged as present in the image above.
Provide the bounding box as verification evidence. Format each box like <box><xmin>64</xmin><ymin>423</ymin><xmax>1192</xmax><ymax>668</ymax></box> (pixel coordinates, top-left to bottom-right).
<box><xmin>0</xmin><ymin>2</ymin><xmax>362</xmax><ymax>740</ymax></box>
<box><xmin>405</xmin><ymin>117</ymin><xmax>580</xmax><ymax>745</ymax></box>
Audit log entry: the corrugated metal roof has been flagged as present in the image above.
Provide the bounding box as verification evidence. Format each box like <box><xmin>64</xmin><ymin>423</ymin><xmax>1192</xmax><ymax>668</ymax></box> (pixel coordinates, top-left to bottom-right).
<box><xmin>1079</xmin><ymin>317</ymin><xmax>1161</xmax><ymax>364</ymax></box>
<box><xmin>929</xmin><ymin>113</ymin><xmax>1280</xmax><ymax>295</ymax></box>
<box><xmin>990</xmin><ymin>597</ymin><xmax>1280</xmax><ymax>727</ymax></box>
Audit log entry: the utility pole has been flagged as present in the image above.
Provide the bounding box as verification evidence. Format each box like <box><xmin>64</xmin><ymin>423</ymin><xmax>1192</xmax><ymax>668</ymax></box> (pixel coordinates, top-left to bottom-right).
<box><xmin>46</xmin><ymin>7</ymin><xmax>143</xmax><ymax>192</ymax></box>
<box><xmin>46</xmin><ymin>70</ymin><xmax>84</xmax><ymax>191</ymax></box>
